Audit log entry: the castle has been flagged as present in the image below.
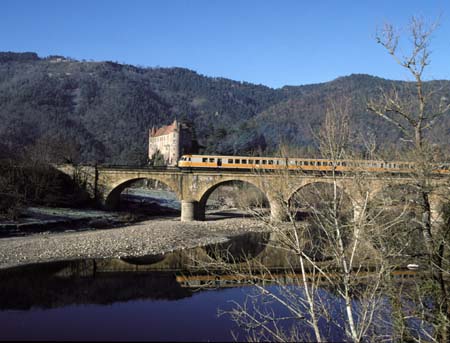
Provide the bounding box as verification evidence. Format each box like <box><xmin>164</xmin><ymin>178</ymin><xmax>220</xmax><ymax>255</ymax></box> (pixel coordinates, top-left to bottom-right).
<box><xmin>148</xmin><ymin>120</ymin><xmax>198</xmax><ymax>166</ymax></box>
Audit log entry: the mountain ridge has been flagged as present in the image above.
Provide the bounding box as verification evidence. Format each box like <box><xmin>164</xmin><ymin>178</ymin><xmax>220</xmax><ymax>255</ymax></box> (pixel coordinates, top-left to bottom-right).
<box><xmin>1</xmin><ymin>51</ymin><xmax>449</xmax><ymax>164</ymax></box>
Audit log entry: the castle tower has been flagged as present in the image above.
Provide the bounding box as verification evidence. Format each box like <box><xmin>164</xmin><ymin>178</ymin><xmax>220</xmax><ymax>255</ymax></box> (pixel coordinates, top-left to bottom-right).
<box><xmin>148</xmin><ymin>119</ymin><xmax>198</xmax><ymax>166</ymax></box>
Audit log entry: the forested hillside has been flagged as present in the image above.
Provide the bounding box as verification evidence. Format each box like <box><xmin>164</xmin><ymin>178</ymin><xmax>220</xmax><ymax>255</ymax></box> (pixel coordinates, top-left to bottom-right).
<box><xmin>1</xmin><ymin>51</ymin><xmax>449</xmax><ymax>164</ymax></box>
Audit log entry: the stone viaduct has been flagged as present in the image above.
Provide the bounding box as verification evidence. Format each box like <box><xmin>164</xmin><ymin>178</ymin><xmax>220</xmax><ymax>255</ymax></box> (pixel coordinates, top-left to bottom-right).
<box><xmin>56</xmin><ymin>165</ymin><xmax>450</xmax><ymax>224</ymax></box>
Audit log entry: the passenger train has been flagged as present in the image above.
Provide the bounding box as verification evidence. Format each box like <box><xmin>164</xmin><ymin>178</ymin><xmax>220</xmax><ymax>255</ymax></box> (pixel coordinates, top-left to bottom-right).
<box><xmin>178</xmin><ymin>154</ymin><xmax>450</xmax><ymax>174</ymax></box>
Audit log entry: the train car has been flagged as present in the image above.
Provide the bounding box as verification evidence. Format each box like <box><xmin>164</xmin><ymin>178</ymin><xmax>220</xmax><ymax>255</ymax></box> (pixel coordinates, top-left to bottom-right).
<box><xmin>178</xmin><ymin>154</ymin><xmax>450</xmax><ymax>174</ymax></box>
<box><xmin>178</xmin><ymin>154</ymin><xmax>288</xmax><ymax>170</ymax></box>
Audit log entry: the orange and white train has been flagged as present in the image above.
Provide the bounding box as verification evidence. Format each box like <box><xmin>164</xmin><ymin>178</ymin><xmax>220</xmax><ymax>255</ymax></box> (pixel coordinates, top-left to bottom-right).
<box><xmin>178</xmin><ymin>154</ymin><xmax>450</xmax><ymax>174</ymax></box>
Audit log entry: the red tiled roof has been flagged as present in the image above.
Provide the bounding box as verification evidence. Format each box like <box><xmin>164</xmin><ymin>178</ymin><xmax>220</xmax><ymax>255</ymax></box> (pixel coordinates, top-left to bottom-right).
<box><xmin>150</xmin><ymin>120</ymin><xmax>178</xmax><ymax>137</ymax></box>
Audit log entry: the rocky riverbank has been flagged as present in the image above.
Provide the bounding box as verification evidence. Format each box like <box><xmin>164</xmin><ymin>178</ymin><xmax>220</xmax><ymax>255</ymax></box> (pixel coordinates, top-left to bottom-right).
<box><xmin>0</xmin><ymin>215</ymin><xmax>270</xmax><ymax>270</ymax></box>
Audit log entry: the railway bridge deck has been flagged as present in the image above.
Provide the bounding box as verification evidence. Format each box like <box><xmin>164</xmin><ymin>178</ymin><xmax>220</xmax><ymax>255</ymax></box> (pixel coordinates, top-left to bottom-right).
<box><xmin>56</xmin><ymin>164</ymin><xmax>449</xmax><ymax>223</ymax></box>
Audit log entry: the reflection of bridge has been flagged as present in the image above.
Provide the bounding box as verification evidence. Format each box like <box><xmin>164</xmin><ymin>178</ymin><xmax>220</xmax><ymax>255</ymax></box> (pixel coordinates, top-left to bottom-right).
<box><xmin>175</xmin><ymin>269</ymin><xmax>423</xmax><ymax>288</ymax></box>
<box><xmin>49</xmin><ymin>245</ymin><xmax>425</xmax><ymax>289</ymax></box>
<box><xmin>57</xmin><ymin>165</ymin><xmax>448</xmax><ymax>222</ymax></box>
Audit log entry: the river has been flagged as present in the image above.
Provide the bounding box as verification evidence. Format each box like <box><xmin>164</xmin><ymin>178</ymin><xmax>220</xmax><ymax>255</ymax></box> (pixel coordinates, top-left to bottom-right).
<box><xmin>0</xmin><ymin>231</ymin><xmax>432</xmax><ymax>342</ymax></box>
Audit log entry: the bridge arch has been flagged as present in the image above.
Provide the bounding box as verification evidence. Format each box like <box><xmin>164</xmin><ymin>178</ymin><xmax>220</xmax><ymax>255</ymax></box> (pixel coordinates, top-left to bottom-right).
<box><xmin>104</xmin><ymin>177</ymin><xmax>181</xmax><ymax>210</ymax></box>
<box><xmin>287</xmin><ymin>181</ymin><xmax>355</xmax><ymax>220</ymax></box>
<box><xmin>196</xmin><ymin>179</ymin><xmax>272</xmax><ymax>221</ymax></box>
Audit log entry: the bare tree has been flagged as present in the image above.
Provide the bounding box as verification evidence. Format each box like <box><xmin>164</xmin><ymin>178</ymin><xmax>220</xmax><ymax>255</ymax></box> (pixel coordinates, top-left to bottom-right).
<box><xmin>367</xmin><ymin>16</ymin><xmax>450</xmax><ymax>342</ymax></box>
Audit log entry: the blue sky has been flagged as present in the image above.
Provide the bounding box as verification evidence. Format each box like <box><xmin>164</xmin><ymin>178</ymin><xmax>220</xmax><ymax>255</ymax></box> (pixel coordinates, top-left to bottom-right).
<box><xmin>1</xmin><ymin>0</ymin><xmax>449</xmax><ymax>88</ymax></box>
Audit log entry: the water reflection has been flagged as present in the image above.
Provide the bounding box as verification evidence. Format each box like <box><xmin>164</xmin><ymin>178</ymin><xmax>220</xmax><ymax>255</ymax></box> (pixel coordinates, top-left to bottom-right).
<box><xmin>0</xmin><ymin>232</ymin><xmax>433</xmax><ymax>342</ymax></box>
<box><xmin>120</xmin><ymin>254</ymin><xmax>166</xmax><ymax>266</ymax></box>
<box><xmin>204</xmin><ymin>232</ymin><xmax>270</xmax><ymax>263</ymax></box>
<box><xmin>0</xmin><ymin>232</ymin><xmax>422</xmax><ymax>311</ymax></box>
<box><xmin>0</xmin><ymin>262</ymin><xmax>192</xmax><ymax>311</ymax></box>
<box><xmin>0</xmin><ymin>233</ymin><xmax>272</xmax><ymax>311</ymax></box>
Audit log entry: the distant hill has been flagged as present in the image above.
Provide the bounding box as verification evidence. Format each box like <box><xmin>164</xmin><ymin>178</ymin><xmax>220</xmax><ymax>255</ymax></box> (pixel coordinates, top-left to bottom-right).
<box><xmin>1</xmin><ymin>51</ymin><xmax>449</xmax><ymax>164</ymax></box>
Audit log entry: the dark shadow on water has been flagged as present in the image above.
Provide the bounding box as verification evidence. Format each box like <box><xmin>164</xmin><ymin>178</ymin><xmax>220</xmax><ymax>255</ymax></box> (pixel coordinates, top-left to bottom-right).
<box><xmin>0</xmin><ymin>259</ymin><xmax>192</xmax><ymax>311</ymax></box>
<box><xmin>120</xmin><ymin>254</ymin><xmax>166</xmax><ymax>265</ymax></box>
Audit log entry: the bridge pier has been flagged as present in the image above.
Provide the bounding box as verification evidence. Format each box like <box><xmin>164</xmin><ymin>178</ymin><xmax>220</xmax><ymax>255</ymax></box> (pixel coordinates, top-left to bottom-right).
<box><xmin>181</xmin><ymin>200</ymin><xmax>199</xmax><ymax>221</ymax></box>
<box><xmin>270</xmin><ymin>200</ymin><xmax>289</xmax><ymax>222</ymax></box>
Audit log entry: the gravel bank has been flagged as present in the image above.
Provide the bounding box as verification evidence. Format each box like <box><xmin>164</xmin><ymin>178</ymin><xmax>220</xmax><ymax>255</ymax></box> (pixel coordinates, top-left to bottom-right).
<box><xmin>0</xmin><ymin>216</ymin><xmax>269</xmax><ymax>270</ymax></box>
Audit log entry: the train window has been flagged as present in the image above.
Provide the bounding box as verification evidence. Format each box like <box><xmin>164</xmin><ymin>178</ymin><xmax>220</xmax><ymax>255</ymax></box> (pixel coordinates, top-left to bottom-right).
<box><xmin>209</xmin><ymin>158</ymin><xmax>215</xmax><ymax>163</ymax></box>
<box><xmin>228</xmin><ymin>159</ymin><xmax>233</xmax><ymax>163</ymax></box>
<box><xmin>341</xmin><ymin>162</ymin><xmax>347</xmax><ymax>167</ymax></box>
<box><xmin>262</xmin><ymin>160</ymin><xmax>267</xmax><ymax>165</ymax></box>
<box><xmin>255</xmin><ymin>160</ymin><xmax>260</xmax><ymax>164</ymax></box>
<box><xmin>235</xmin><ymin>159</ymin><xmax>240</xmax><ymax>164</ymax></box>
<box><xmin>242</xmin><ymin>159</ymin><xmax>247</xmax><ymax>164</ymax></box>
<box><xmin>188</xmin><ymin>157</ymin><xmax>191</xmax><ymax>161</ymax></box>
<box><xmin>317</xmin><ymin>161</ymin><xmax>322</xmax><ymax>166</ymax></box>
<box><xmin>202</xmin><ymin>158</ymin><xmax>207</xmax><ymax>162</ymax></box>
<box><xmin>268</xmin><ymin>160</ymin><xmax>274</xmax><ymax>165</ymax></box>
<box><xmin>304</xmin><ymin>161</ymin><xmax>309</xmax><ymax>166</ymax></box>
